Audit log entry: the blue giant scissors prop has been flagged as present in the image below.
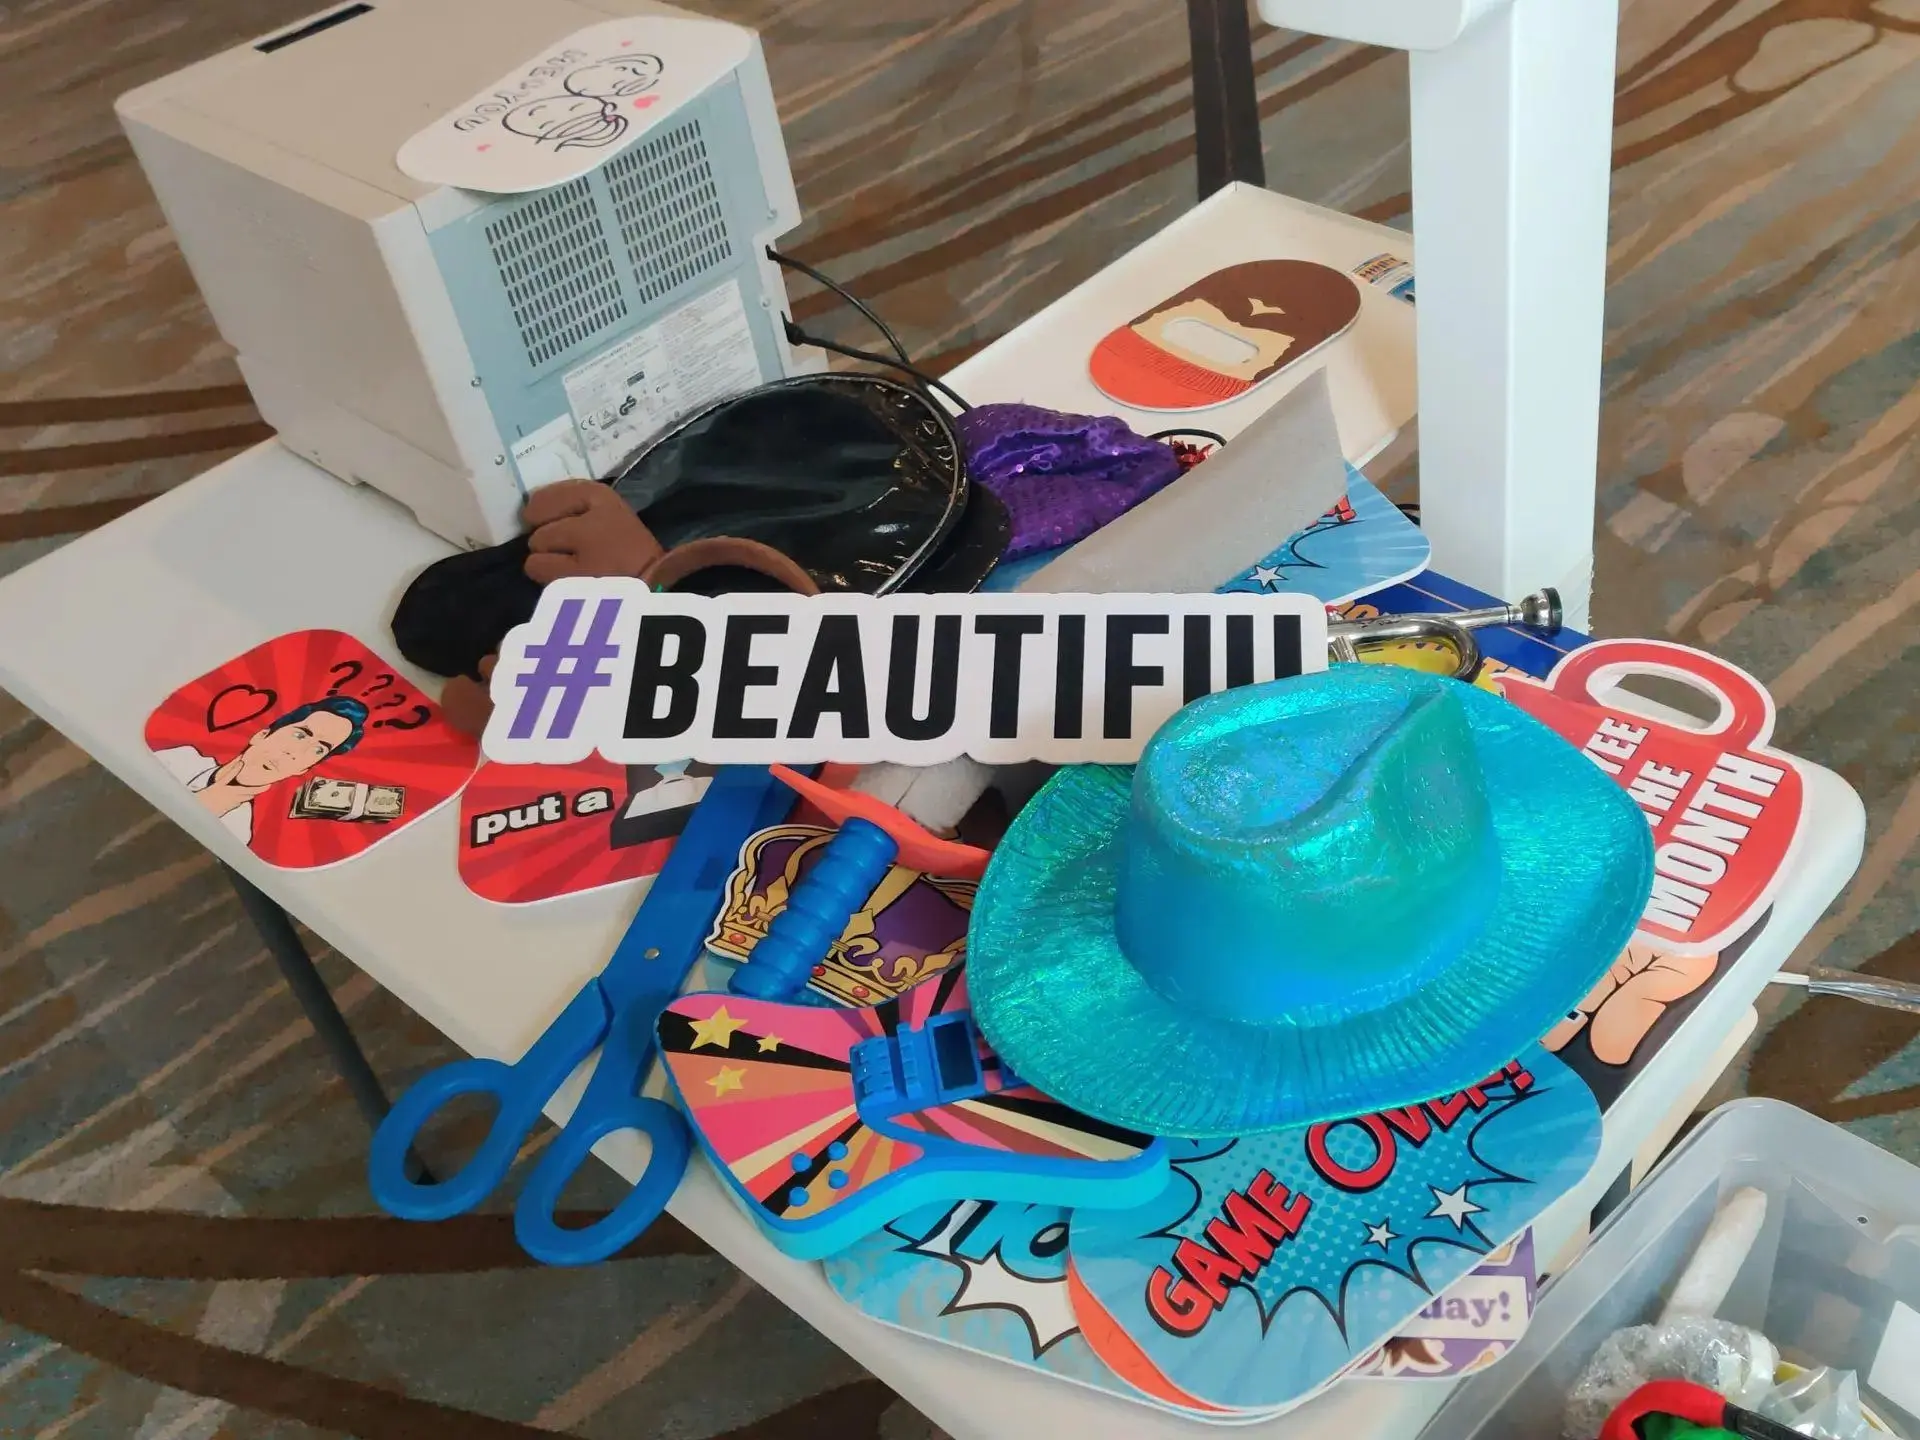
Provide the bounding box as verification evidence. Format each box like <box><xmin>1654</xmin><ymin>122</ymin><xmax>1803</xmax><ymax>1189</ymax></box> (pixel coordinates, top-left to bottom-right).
<box><xmin>368</xmin><ymin>764</ymin><xmax>800</xmax><ymax>1265</ymax></box>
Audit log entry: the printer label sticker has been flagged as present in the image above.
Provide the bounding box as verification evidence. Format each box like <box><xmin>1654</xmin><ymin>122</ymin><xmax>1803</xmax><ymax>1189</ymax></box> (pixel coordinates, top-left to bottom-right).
<box><xmin>511</xmin><ymin>414</ymin><xmax>590</xmax><ymax>492</ymax></box>
<box><xmin>562</xmin><ymin>277</ymin><xmax>764</xmax><ymax>477</ymax></box>
<box><xmin>1353</xmin><ymin>253</ymin><xmax>1416</xmax><ymax>306</ymax></box>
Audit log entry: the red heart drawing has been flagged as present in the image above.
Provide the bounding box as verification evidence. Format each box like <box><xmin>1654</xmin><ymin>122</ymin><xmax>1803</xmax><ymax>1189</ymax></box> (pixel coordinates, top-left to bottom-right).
<box><xmin>206</xmin><ymin>684</ymin><xmax>276</xmax><ymax>733</ymax></box>
<box><xmin>633</xmin><ymin>95</ymin><xmax>658</xmax><ymax>109</ymax></box>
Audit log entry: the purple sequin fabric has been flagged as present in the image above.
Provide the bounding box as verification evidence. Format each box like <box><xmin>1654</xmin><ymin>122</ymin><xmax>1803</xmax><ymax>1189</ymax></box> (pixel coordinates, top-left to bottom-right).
<box><xmin>955</xmin><ymin>403</ymin><xmax>1182</xmax><ymax>560</ymax></box>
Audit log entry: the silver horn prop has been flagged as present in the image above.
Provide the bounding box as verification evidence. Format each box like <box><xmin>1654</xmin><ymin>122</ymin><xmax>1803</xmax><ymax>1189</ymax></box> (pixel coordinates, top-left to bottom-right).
<box><xmin>1326</xmin><ymin>588</ymin><xmax>1563</xmax><ymax>682</ymax></box>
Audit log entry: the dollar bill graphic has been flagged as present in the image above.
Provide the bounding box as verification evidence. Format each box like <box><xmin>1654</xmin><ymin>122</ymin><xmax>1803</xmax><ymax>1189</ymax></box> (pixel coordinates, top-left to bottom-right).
<box><xmin>289</xmin><ymin>776</ymin><xmax>405</xmax><ymax>823</ymax></box>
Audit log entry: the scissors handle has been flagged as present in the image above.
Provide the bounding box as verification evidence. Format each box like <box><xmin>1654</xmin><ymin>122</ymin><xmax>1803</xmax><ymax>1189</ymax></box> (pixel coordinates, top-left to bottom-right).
<box><xmin>515</xmin><ymin>1094</ymin><xmax>690</xmax><ymax>1265</ymax></box>
<box><xmin>514</xmin><ymin>973</ymin><xmax>695</xmax><ymax>1263</ymax></box>
<box><xmin>369</xmin><ymin>983</ymin><xmax>611</xmax><ymax>1221</ymax></box>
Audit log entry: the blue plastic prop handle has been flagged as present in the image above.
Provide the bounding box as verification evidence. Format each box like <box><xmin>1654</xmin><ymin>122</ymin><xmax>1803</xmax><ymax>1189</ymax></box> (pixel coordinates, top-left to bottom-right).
<box><xmin>730</xmin><ymin>817</ymin><xmax>899</xmax><ymax>1001</ymax></box>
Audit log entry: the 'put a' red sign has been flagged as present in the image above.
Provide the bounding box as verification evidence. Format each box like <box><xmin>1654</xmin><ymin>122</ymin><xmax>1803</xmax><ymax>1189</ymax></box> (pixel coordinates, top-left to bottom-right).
<box><xmin>1497</xmin><ymin>640</ymin><xmax>1806</xmax><ymax>956</ymax></box>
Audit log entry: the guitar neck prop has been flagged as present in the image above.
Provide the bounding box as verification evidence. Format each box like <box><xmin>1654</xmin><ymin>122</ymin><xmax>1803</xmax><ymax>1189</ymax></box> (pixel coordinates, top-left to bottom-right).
<box><xmin>658</xmin><ymin>972</ymin><xmax>1168</xmax><ymax>1259</ymax></box>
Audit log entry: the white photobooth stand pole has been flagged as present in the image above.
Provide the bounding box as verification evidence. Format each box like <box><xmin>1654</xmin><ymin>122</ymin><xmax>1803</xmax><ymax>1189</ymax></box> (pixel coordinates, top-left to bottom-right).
<box><xmin>1258</xmin><ymin>0</ymin><xmax>1620</xmax><ymax>630</ymax></box>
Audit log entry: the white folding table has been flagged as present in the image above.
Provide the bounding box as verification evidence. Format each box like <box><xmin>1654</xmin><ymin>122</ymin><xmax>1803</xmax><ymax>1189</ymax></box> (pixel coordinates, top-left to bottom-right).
<box><xmin>0</xmin><ymin>184</ymin><xmax>1865</xmax><ymax>1439</ymax></box>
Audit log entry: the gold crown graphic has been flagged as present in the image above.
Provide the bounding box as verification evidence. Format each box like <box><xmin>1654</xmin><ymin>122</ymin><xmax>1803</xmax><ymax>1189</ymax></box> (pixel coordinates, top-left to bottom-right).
<box><xmin>707</xmin><ymin>824</ymin><xmax>977</xmax><ymax>1006</ymax></box>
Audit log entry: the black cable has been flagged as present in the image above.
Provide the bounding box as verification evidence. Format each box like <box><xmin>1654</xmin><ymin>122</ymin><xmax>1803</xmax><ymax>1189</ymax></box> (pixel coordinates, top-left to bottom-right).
<box><xmin>766</xmin><ymin>247</ymin><xmax>912</xmax><ymax>367</ymax></box>
<box><xmin>1149</xmin><ymin>427</ymin><xmax>1228</xmax><ymax>447</ymax></box>
<box><xmin>1396</xmin><ymin>502</ymin><xmax>1422</xmax><ymax>525</ymax></box>
<box><xmin>783</xmin><ymin>319</ymin><xmax>974</xmax><ymax>413</ymax></box>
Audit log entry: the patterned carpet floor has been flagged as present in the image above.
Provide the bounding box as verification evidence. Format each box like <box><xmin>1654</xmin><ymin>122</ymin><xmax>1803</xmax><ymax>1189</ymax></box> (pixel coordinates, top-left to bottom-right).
<box><xmin>2</xmin><ymin>0</ymin><xmax>1919</xmax><ymax>1434</ymax></box>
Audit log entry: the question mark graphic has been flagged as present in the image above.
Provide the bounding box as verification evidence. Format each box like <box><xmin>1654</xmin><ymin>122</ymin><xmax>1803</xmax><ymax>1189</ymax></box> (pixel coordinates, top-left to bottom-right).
<box><xmin>374</xmin><ymin>705</ymin><xmax>432</xmax><ymax>731</ymax></box>
<box><xmin>361</xmin><ymin>672</ymin><xmax>396</xmax><ymax>697</ymax></box>
<box><xmin>326</xmin><ymin>659</ymin><xmax>364</xmax><ymax>695</ymax></box>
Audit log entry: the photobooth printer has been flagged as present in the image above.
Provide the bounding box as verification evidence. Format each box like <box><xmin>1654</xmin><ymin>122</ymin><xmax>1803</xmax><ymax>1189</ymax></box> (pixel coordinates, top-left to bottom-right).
<box><xmin>116</xmin><ymin>0</ymin><xmax>812</xmax><ymax>551</ymax></box>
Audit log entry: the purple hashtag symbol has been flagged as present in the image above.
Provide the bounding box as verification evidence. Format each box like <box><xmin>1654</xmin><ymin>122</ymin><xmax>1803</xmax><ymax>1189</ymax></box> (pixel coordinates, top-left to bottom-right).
<box><xmin>506</xmin><ymin>596</ymin><xmax>624</xmax><ymax>741</ymax></box>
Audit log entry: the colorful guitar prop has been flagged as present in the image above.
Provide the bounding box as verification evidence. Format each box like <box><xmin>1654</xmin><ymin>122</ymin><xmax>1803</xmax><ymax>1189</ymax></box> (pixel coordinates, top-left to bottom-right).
<box><xmin>657</xmin><ymin>967</ymin><xmax>1170</xmax><ymax>1260</ymax></box>
<box><xmin>1066</xmin><ymin>1046</ymin><xmax>1600</xmax><ymax>1414</ymax></box>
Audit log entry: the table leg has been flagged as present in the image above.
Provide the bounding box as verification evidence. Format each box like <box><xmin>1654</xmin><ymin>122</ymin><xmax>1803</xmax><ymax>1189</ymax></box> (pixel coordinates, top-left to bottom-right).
<box><xmin>1186</xmin><ymin>0</ymin><xmax>1266</xmax><ymax>198</ymax></box>
<box><xmin>1404</xmin><ymin>0</ymin><xmax>1618</xmax><ymax>628</ymax></box>
<box><xmin>224</xmin><ymin>866</ymin><xmax>432</xmax><ymax>1184</ymax></box>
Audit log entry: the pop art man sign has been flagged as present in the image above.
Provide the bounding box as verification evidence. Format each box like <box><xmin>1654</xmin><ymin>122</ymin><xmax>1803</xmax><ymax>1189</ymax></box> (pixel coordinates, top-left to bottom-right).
<box><xmin>146</xmin><ymin>631</ymin><xmax>477</xmax><ymax>870</ymax></box>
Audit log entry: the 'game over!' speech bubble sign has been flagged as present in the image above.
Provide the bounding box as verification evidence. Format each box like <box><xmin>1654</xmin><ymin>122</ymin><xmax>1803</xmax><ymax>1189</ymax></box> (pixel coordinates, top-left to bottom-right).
<box><xmin>481</xmin><ymin>580</ymin><xmax>1328</xmax><ymax>768</ymax></box>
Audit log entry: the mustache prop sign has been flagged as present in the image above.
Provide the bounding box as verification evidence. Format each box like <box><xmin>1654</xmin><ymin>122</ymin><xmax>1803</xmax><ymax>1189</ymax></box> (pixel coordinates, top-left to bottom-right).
<box><xmin>481</xmin><ymin>580</ymin><xmax>1328</xmax><ymax>768</ymax></box>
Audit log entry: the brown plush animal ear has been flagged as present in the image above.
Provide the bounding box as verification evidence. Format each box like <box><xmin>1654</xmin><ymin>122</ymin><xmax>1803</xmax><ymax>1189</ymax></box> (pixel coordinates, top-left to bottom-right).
<box><xmin>642</xmin><ymin>538</ymin><xmax>821</xmax><ymax>595</ymax></box>
<box><xmin>523</xmin><ymin>480</ymin><xmax>665</xmax><ymax>584</ymax></box>
<box><xmin>440</xmin><ymin>654</ymin><xmax>497</xmax><ymax>738</ymax></box>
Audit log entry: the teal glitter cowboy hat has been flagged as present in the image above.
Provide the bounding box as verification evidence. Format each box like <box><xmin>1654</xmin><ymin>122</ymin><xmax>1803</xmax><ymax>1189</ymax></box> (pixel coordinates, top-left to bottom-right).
<box><xmin>966</xmin><ymin>664</ymin><xmax>1653</xmax><ymax>1138</ymax></box>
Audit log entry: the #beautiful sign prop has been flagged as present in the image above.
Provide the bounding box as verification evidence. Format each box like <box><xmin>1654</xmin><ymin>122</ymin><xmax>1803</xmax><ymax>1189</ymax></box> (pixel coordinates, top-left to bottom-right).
<box><xmin>481</xmin><ymin>580</ymin><xmax>1328</xmax><ymax>768</ymax></box>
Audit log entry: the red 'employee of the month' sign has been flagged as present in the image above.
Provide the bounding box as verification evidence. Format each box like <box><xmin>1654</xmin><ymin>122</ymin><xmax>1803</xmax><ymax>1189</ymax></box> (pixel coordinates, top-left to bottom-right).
<box><xmin>1497</xmin><ymin>640</ymin><xmax>1807</xmax><ymax>956</ymax></box>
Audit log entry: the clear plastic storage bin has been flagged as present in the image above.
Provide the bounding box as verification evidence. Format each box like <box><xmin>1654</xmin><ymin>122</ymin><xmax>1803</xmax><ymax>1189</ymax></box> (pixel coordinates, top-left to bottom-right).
<box><xmin>1423</xmin><ymin>1099</ymin><xmax>1920</xmax><ymax>1440</ymax></box>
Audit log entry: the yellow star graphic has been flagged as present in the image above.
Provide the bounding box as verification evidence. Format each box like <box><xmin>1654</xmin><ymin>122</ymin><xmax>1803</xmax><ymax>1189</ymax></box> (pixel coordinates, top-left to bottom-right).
<box><xmin>707</xmin><ymin>1065</ymin><xmax>746</xmax><ymax>1097</ymax></box>
<box><xmin>687</xmin><ymin>1006</ymin><xmax>749</xmax><ymax>1051</ymax></box>
<box><xmin>757</xmin><ymin>1034</ymin><xmax>782</xmax><ymax>1053</ymax></box>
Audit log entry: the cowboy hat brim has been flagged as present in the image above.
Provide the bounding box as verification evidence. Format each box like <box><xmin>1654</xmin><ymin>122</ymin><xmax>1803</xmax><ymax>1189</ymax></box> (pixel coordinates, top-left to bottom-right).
<box><xmin>967</xmin><ymin>673</ymin><xmax>1653</xmax><ymax>1137</ymax></box>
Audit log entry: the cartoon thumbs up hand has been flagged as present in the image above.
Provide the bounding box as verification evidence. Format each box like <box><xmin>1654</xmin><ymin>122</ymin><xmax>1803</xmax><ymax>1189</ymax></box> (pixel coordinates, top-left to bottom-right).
<box><xmin>1544</xmin><ymin>944</ymin><xmax>1720</xmax><ymax>1066</ymax></box>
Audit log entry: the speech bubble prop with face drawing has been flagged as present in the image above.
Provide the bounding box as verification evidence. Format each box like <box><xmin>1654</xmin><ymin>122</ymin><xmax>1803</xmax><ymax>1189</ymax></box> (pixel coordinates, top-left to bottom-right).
<box><xmin>146</xmin><ymin>631</ymin><xmax>477</xmax><ymax>870</ymax></box>
<box><xmin>1089</xmin><ymin>260</ymin><xmax>1362</xmax><ymax>413</ymax></box>
<box><xmin>396</xmin><ymin>17</ymin><xmax>751</xmax><ymax>194</ymax></box>
<box><xmin>499</xmin><ymin>93</ymin><xmax>630</xmax><ymax>153</ymax></box>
